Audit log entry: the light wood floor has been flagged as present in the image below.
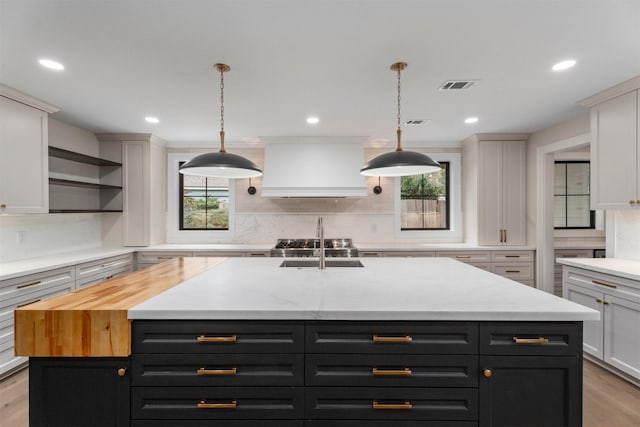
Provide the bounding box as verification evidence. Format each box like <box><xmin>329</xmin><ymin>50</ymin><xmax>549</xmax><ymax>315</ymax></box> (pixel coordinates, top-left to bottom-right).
<box><xmin>1</xmin><ymin>360</ymin><xmax>639</xmax><ymax>426</ymax></box>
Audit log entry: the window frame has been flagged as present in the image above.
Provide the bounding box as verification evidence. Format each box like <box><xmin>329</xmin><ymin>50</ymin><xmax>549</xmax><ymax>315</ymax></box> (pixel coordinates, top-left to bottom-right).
<box><xmin>167</xmin><ymin>153</ymin><xmax>235</xmax><ymax>243</ymax></box>
<box><xmin>553</xmin><ymin>160</ymin><xmax>595</xmax><ymax>230</ymax></box>
<box><xmin>178</xmin><ymin>163</ymin><xmax>230</xmax><ymax>231</ymax></box>
<box><xmin>394</xmin><ymin>152</ymin><xmax>462</xmax><ymax>242</ymax></box>
<box><xmin>399</xmin><ymin>162</ymin><xmax>450</xmax><ymax>231</ymax></box>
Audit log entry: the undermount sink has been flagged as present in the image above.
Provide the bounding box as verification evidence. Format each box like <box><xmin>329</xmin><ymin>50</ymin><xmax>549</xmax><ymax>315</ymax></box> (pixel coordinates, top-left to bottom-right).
<box><xmin>279</xmin><ymin>260</ymin><xmax>364</xmax><ymax>268</ymax></box>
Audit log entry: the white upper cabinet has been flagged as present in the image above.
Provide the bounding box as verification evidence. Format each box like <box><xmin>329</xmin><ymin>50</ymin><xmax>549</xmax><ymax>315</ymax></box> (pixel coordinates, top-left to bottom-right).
<box><xmin>0</xmin><ymin>87</ymin><xmax>58</xmax><ymax>214</ymax></box>
<box><xmin>581</xmin><ymin>76</ymin><xmax>640</xmax><ymax>210</ymax></box>
<box><xmin>464</xmin><ymin>134</ymin><xmax>528</xmax><ymax>246</ymax></box>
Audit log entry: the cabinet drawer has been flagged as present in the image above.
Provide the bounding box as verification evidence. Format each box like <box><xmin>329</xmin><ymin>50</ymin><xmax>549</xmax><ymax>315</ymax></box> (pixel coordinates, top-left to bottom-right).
<box><xmin>564</xmin><ymin>266</ymin><xmax>640</xmax><ymax>304</ymax></box>
<box><xmin>136</xmin><ymin>251</ymin><xmax>192</xmax><ymax>264</ymax></box>
<box><xmin>491</xmin><ymin>263</ymin><xmax>534</xmax><ymax>281</ymax></box>
<box><xmin>436</xmin><ymin>251</ymin><xmax>491</xmax><ymax>263</ymax></box>
<box><xmin>306</xmin><ymin>421</ymin><xmax>477</xmax><ymax>427</ymax></box>
<box><xmin>306</xmin><ymin>387</ymin><xmax>478</xmax><ymax>421</ymax></box>
<box><xmin>479</xmin><ymin>322</ymin><xmax>581</xmax><ymax>356</ymax></box>
<box><xmin>133</xmin><ymin>321</ymin><xmax>304</xmax><ymax>353</ymax></box>
<box><xmin>306</xmin><ymin>322</ymin><xmax>478</xmax><ymax>354</ymax></box>
<box><xmin>132</xmin><ymin>354</ymin><xmax>303</xmax><ymax>386</ymax></box>
<box><xmin>1</xmin><ymin>280</ymin><xmax>74</xmax><ymax>330</ymax></box>
<box><xmin>306</xmin><ymin>354</ymin><xmax>477</xmax><ymax>388</ymax></box>
<box><xmin>193</xmin><ymin>251</ymin><xmax>246</xmax><ymax>257</ymax></box>
<box><xmin>131</xmin><ymin>386</ymin><xmax>303</xmax><ymax>420</ymax></box>
<box><xmin>76</xmin><ymin>254</ymin><xmax>133</xmax><ymax>282</ymax></box>
<box><xmin>133</xmin><ymin>421</ymin><xmax>302</xmax><ymax>427</ymax></box>
<box><xmin>491</xmin><ymin>251</ymin><xmax>534</xmax><ymax>262</ymax></box>
<box><xmin>468</xmin><ymin>262</ymin><xmax>491</xmax><ymax>272</ymax></box>
<box><xmin>0</xmin><ymin>266</ymin><xmax>75</xmax><ymax>301</ymax></box>
<box><xmin>76</xmin><ymin>264</ymin><xmax>133</xmax><ymax>289</ymax></box>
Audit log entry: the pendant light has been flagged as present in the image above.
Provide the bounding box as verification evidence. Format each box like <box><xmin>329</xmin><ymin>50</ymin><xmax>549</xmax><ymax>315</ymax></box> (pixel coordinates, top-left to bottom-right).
<box><xmin>360</xmin><ymin>62</ymin><xmax>441</xmax><ymax>177</ymax></box>
<box><xmin>179</xmin><ymin>64</ymin><xmax>262</xmax><ymax>178</ymax></box>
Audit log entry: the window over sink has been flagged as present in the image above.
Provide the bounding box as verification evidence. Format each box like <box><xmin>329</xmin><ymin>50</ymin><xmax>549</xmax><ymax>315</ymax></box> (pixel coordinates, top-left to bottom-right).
<box><xmin>179</xmin><ymin>162</ymin><xmax>230</xmax><ymax>230</ymax></box>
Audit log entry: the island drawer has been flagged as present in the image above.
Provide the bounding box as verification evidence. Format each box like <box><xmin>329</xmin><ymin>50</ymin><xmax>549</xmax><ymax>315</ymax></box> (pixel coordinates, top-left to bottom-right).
<box><xmin>306</xmin><ymin>421</ymin><xmax>477</xmax><ymax>427</ymax></box>
<box><xmin>306</xmin><ymin>354</ymin><xmax>478</xmax><ymax>387</ymax></box>
<box><xmin>133</xmin><ymin>421</ymin><xmax>302</xmax><ymax>427</ymax></box>
<box><xmin>306</xmin><ymin>322</ymin><xmax>478</xmax><ymax>354</ymax></box>
<box><xmin>131</xmin><ymin>386</ymin><xmax>304</xmax><ymax>420</ymax></box>
<box><xmin>479</xmin><ymin>322</ymin><xmax>581</xmax><ymax>356</ymax></box>
<box><xmin>305</xmin><ymin>387</ymin><xmax>478</xmax><ymax>421</ymax></box>
<box><xmin>133</xmin><ymin>321</ymin><xmax>304</xmax><ymax>353</ymax></box>
<box><xmin>132</xmin><ymin>353</ymin><xmax>304</xmax><ymax>386</ymax></box>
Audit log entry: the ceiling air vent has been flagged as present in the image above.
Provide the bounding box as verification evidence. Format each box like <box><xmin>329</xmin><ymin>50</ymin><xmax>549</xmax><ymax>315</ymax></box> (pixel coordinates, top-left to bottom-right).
<box><xmin>404</xmin><ymin>119</ymin><xmax>430</xmax><ymax>125</ymax></box>
<box><xmin>439</xmin><ymin>80</ymin><xmax>478</xmax><ymax>91</ymax></box>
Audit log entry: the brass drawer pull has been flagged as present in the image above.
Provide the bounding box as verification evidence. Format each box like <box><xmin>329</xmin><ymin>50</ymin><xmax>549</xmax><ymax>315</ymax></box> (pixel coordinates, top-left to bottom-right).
<box><xmin>483</xmin><ymin>368</ymin><xmax>492</xmax><ymax>378</ymax></box>
<box><xmin>505</xmin><ymin>255</ymin><xmax>521</xmax><ymax>258</ymax></box>
<box><xmin>596</xmin><ymin>298</ymin><xmax>603</xmax><ymax>303</ymax></box>
<box><xmin>197</xmin><ymin>335</ymin><xmax>237</xmax><ymax>343</ymax></box>
<box><xmin>157</xmin><ymin>256</ymin><xmax>173</xmax><ymax>260</ymax></box>
<box><xmin>372</xmin><ymin>367</ymin><xmax>412</xmax><ymax>376</ymax></box>
<box><xmin>603</xmin><ymin>301</ymin><xmax>610</xmax><ymax>305</ymax></box>
<box><xmin>100</xmin><ymin>262</ymin><xmax>118</xmax><ymax>268</ymax></box>
<box><xmin>17</xmin><ymin>280</ymin><xmax>42</xmax><ymax>289</ymax></box>
<box><xmin>505</xmin><ymin>270</ymin><xmax>521</xmax><ymax>273</ymax></box>
<box><xmin>197</xmin><ymin>400</ymin><xmax>237</xmax><ymax>409</ymax></box>
<box><xmin>592</xmin><ymin>280</ymin><xmax>617</xmax><ymax>289</ymax></box>
<box><xmin>512</xmin><ymin>336</ymin><xmax>549</xmax><ymax>345</ymax></box>
<box><xmin>17</xmin><ymin>299</ymin><xmax>41</xmax><ymax>308</ymax></box>
<box><xmin>372</xmin><ymin>400</ymin><xmax>412</xmax><ymax>410</ymax></box>
<box><xmin>373</xmin><ymin>335</ymin><xmax>412</xmax><ymax>343</ymax></box>
<box><xmin>197</xmin><ymin>368</ymin><xmax>237</xmax><ymax>376</ymax></box>
<box><xmin>455</xmin><ymin>255</ymin><xmax>471</xmax><ymax>259</ymax></box>
<box><xmin>117</xmin><ymin>368</ymin><xmax>126</xmax><ymax>377</ymax></box>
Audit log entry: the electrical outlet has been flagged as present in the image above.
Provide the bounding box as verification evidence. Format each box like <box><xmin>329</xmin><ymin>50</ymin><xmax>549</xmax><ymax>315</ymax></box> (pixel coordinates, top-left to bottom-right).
<box><xmin>16</xmin><ymin>230</ymin><xmax>26</xmax><ymax>244</ymax></box>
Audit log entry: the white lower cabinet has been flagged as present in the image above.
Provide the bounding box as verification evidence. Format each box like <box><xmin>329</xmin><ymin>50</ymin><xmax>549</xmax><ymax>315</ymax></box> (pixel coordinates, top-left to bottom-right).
<box><xmin>563</xmin><ymin>266</ymin><xmax>640</xmax><ymax>380</ymax></box>
<box><xmin>75</xmin><ymin>254</ymin><xmax>134</xmax><ymax>289</ymax></box>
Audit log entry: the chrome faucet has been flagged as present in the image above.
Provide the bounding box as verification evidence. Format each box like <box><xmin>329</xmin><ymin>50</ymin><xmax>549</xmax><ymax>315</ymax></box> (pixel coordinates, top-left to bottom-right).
<box><xmin>316</xmin><ymin>217</ymin><xmax>326</xmax><ymax>270</ymax></box>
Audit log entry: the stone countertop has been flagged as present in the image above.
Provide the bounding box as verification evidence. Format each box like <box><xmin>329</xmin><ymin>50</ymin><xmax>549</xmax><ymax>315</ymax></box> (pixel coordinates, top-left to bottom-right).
<box><xmin>130</xmin><ymin>257</ymin><xmax>597</xmax><ymax>322</ymax></box>
<box><xmin>357</xmin><ymin>242</ymin><xmax>536</xmax><ymax>251</ymax></box>
<box><xmin>557</xmin><ymin>258</ymin><xmax>640</xmax><ymax>282</ymax></box>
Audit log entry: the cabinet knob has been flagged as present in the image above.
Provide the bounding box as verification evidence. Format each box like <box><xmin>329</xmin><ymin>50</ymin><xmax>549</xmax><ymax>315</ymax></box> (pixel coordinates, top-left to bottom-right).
<box><xmin>636</xmin><ymin>200</ymin><xmax>640</xmax><ymax>205</ymax></box>
<box><xmin>483</xmin><ymin>368</ymin><xmax>492</xmax><ymax>378</ymax></box>
<box><xmin>0</xmin><ymin>204</ymin><xmax>5</xmax><ymax>209</ymax></box>
<box><xmin>117</xmin><ymin>368</ymin><xmax>126</xmax><ymax>377</ymax></box>
<box><xmin>630</xmin><ymin>200</ymin><xmax>636</xmax><ymax>205</ymax></box>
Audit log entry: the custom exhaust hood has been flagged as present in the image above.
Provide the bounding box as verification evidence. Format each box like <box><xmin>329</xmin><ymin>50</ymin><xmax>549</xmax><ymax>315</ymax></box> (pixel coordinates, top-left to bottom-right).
<box><xmin>261</xmin><ymin>137</ymin><xmax>367</xmax><ymax>197</ymax></box>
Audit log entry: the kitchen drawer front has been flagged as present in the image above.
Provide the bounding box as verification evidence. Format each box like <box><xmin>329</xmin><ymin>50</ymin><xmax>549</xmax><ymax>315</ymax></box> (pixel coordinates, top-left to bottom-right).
<box><xmin>1</xmin><ymin>280</ymin><xmax>75</xmax><ymax>329</ymax></box>
<box><xmin>360</xmin><ymin>251</ymin><xmax>383</xmax><ymax>257</ymax></box>
<box><xmin>131</xmin><ymin>386</ymin><xmax>303</xmax><ymax>420</ymax></box>
<box><xmin>479</xmin><ymin>322</ymin><xmax>581</xmax><ymax>356</ymax></box>
<box><xmin>491</xmin><ymin>250</ymin><xmax>534</xmax><ymax>262</ymax></box>
<box><xmin>306</xmin><ymin>354</ymin><xmax>478</xmax><ymax>388</ymax></box>
<box><xmin>136</xmin><ymin>251</ymin><xmax>193</xmax><ymax>264</ymax></box>
<box><xmin>76</xmin><ymin>264</ymin><xmax>133</xmax><ymax>289</ymax></box>
<box><xmin>133</xmin><ymin>421</ymin><xmax>302</xmax><ymax>427</ymax></box>
<box><xmin>0</xmin><ymin>266</ymin><xmax>75</xmax><ymax>301</ymax></box>
<box><xmin>133</xmin><ymin>320</ymin><xmax>304</xmax><ymax>353</ymax></box>
<box><xmin>306</xmin><ymin>421</ymin><xmax>478</xmax><ymax>427</ymax></box>
<box><xmin>435</xmin><ymin>251</ymin><xmax>491</xmax><ymax>263</ymax></box>
<box><xmin>564</xmin><ymin>266</ymin><xmax>640</xmax><ymax>303</ymax></box>
<box><xmin>381</xmin><ymin>251</ymin><xmax>435</xmax><ymax>257</ymax></box>
<box><xmin>306</xmin><ymin>322</ymin><xmax>478</xmax><ymax>354</ymax></box>
<box><xmin>132</xmin><ymin>353</ymin><xmax>304</xmax><ymax>386</ymax></box>
<box><xmin>193</xmin><ymin>251</ymin><xmax>246</xmax><ymax>257</ymax></box>
<box><xmin>468</xmin><ymin>262</ymin><xmax>491</xmax><ymax>272</ymax></box>
<box><xmin>491</xmin><ymin>263</ymin><xmax>534</xmax><ymax>282</ymax></box>
<box><xmin>75</xmin><ymin>254</ymin><xmax>134</xmax><ymax>283</ymax></box>
<box><xmin>306</xmin><ymin>387</ymin><xmax>478</xmax><ymax>421</ymax></box>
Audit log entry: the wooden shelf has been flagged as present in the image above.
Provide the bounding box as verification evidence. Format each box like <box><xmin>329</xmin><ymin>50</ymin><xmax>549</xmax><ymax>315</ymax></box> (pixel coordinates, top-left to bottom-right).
<box><xmin>49</xmin><ymin>209</ymin><xmax>123</xmax><ymax>213</ymax></box>
<box><xmin>49</xmin><ymin>178</ymin><xmax>122</xmax><ymax>190</ymax></box>
<box><xmin>49</xmin><ymin>146</ymin><xmax>121</xmax><ymax>166</ymax></box>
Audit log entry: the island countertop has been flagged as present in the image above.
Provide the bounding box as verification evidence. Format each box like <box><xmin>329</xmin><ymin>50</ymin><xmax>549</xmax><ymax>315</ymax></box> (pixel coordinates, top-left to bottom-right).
<box><xmin>130</xmin><ymin>257</ymin><xmax>598</xmax><ymax>322</ymax></box>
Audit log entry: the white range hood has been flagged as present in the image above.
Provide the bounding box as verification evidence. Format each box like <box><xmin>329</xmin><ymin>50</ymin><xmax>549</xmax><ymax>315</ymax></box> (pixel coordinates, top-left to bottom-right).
<box><xmin>261</xmin><ymin>137</ymin><xmax>367</xmax><ymax>197</ymax></box>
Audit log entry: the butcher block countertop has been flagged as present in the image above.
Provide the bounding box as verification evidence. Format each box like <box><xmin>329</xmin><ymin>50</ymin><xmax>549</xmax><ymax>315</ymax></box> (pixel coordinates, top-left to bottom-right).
<box><xmin>14</xmin><ymin>257</ymin><xmax>226</xmax><ymax>358</ymax></box>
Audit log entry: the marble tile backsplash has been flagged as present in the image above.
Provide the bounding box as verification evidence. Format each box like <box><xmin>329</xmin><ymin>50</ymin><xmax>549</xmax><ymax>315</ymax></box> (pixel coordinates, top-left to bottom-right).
<box><xmin>0</xmin><ymin>214</ymin><xmax>103</xmax><ymax>262</ymax></box>
<box><xmin>611</xmin><ymin>209</ymin><xmax>640</xmax><ymax>261</ymax></box>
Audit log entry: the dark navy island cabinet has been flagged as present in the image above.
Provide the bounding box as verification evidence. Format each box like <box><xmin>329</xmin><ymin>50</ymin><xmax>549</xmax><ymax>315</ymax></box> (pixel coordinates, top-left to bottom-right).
<box><xmin>28</xmin><ymin>320</ymin><xmax>583</xmax><ymax>427</ymax></box>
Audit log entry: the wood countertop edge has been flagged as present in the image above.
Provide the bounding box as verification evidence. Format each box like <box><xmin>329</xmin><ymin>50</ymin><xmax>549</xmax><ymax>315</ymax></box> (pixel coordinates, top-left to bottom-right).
<box><xmin>14</xmin><ymin>257</ymin><xmax>227</xmax><ymax>357</ymax></box>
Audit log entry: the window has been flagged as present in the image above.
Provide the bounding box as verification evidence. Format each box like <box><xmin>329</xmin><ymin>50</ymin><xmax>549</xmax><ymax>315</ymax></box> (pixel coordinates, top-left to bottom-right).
<box><xmin>554</xmin><ymin>161</ymin><xmax>595</xmax><ymax>229</ymax></box>
<box><xmin>179</xmin><ymin>162</ymin><xmax>230</xmax><ymax>230</ymax></box>
<box><xmin>400</xmin><ymin>162</ymin><xmax>449</xmax><ymax>230</ymax></box>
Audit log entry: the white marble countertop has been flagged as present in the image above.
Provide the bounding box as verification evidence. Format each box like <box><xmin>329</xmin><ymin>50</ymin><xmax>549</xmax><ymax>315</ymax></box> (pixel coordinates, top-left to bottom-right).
<box><xmin>139</xmin><ymin>243</ymin><xmax>273</xmax><ymax>252</ymax></box>
<box><xmin>357</xmin><ymin>242</ymin><xmax>536</xmax><ymax>251</ymax></box>
<box><xmin>130</xmin><ymin>257</ymin><xmax>598</xmax><ymax>321</ymax></box>
<box><xmin>557</xmin><ymin>258</ymin><xmax>640</xmax><ymax>282</ymax></box>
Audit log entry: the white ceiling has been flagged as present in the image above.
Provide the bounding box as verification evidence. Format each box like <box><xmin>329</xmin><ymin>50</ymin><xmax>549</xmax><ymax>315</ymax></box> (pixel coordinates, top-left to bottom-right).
<box><xmin>1</xmin><ymin>0</ymin><xmax>640</xmax><ymax>146</ymax></box>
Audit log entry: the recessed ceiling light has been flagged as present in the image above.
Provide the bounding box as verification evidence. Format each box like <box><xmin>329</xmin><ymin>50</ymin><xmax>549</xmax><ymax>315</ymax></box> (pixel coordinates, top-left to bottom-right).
<box><xmin>145</xmin><ymin>116</ymin><xmax>160</xmax><ymax>124</ymax></box>
<box><xmin>552</xmin><ymin>59</ymin><xmax>576</xmax><ymax>71</ymax></box>
<box><xmin>464</xmin><ymin>117</ymin><xmax>479</xmax><ymax>124</ymax></box>
<box><xmin>38</xmin><ymin>58</ymin><xmax>64</xmax><ymax>71</ymax></box>
<box><xmin>306</xmin><ymin>116</ymin><xmax>319</xmax><ymax>124</ymax></box>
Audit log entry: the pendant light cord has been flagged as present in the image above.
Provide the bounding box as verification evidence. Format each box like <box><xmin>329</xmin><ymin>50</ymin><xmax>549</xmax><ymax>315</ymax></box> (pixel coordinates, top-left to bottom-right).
<box><xmin>395</xmin><ymin>63</ymin><xmax>403</xmax><ymax>152</ymax></box>
<box><xmin>219</xmin><ymin>65</ymin><xmax>226</xmax><ymax>153</ymax></box>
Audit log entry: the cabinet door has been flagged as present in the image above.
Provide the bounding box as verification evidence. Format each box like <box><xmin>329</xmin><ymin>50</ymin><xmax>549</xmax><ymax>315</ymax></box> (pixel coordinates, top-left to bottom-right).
<box><xmin>501</xmin><ymin>140</ymin><xmax>526</xmax><ymax>245</ymax></box>
<box><xmin>479</xmin><ymin>355</ymin><xmax>582</xmax><ymax>427</ymax></box>
<box><xmin>478</xmin><ymin>141</ymin><xmax>503</xmax><ymax>245</ymax></box>
<box><xmin>604</xmin><ymin>294</ymin><xmax>640</xmax><ymax>378</ymax></box>
<box><xmin>0</xmin><ymin>96</ymin><xmax>48</xmax><ymax>213</ymax></box>
<box><xmin>591</xmin><ymin>90</ymin><xmax>638</xmax><ymax>209</ymax></box>
<box><xmin>30</xmin><ymin>357</ymin><xmax>130</xmax><ymax>427</ymax></box>
<box><xmin>563</xmin><ymin>283</ymin><xmax>604</xmax><ymax>359</ymax></box>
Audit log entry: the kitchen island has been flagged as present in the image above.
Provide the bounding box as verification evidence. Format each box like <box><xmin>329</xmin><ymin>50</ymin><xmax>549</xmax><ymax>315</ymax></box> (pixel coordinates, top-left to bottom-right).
<box><xmin>17</xmin><ymin>257</ymin><xmax>598</xmax><ymax>427</ymax></box>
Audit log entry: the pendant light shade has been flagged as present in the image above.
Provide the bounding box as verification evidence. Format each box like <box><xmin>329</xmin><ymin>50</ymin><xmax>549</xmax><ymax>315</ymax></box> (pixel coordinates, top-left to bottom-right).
<box><xmin>360</xmin><ymin>62</ymin><xmax>441</xmax><ymax>177</ymax></box>
<box><xmin>179</xmin><ymin>63</ymin><xmax>262</xmax><ymax>179</ymax></box>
